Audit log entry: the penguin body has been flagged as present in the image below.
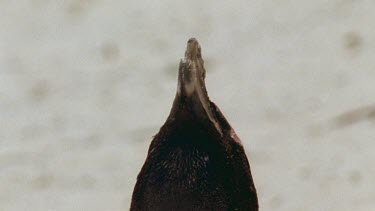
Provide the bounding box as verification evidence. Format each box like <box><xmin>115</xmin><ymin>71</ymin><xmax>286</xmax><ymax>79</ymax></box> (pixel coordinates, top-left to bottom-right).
<box><xmin>131</xmin><ymin>39</ymin><xmax>258</xmax><ymax>211</ymax></box>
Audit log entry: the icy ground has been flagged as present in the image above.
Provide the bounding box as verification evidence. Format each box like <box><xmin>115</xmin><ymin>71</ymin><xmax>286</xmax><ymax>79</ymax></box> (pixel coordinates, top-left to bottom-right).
<box><xmin>1</xmin><ymin>1</ymin><xmax>375</xmax><ymax>210</ymax></box>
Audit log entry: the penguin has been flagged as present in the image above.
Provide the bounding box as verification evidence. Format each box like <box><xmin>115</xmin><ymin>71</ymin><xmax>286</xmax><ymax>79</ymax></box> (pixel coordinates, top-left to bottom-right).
<box><xmin>130</xmin><ymin>38</ymin><xmax>258</xmax><ymax>211</ymax></box>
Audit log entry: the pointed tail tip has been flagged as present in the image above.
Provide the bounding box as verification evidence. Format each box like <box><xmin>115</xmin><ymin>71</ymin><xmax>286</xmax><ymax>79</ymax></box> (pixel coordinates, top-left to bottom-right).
<box><xmin>185</xmin><ymin>38</ymin><xmax>201</xmax><ymax>60</ymax></box>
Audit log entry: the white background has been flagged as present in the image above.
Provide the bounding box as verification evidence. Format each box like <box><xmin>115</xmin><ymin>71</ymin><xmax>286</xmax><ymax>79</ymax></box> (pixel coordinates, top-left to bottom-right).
<box><xmin>1</xmin><ymin>1</ymin><xmax>374</xmax><ymax>210</ymax></box>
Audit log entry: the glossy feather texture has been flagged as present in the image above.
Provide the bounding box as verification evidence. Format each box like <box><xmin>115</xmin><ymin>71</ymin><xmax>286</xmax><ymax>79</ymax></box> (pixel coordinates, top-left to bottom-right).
<box><xmin>131</xmin><ymin>39</ymin><xmax>258</xmax><ymax>211</ymax></box>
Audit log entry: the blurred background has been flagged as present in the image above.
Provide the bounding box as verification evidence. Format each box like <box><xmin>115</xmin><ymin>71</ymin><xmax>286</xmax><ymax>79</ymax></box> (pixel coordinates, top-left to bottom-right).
<box><xmin>1</xmin><ymin>0</ymin><xmax>375</xmax><ymax>210</ymax></box>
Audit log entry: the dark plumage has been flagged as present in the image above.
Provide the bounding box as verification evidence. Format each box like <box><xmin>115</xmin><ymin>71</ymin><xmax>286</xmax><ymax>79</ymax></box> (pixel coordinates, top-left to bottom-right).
<box><xmin>131</xmin><ymin>38</ymin><xmax>258</xmax><ymax>211</ymax></box>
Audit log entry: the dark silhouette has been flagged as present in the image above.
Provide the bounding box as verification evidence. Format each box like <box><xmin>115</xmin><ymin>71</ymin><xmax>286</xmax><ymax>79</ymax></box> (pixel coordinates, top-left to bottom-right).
<box><xmin>131</xmin><ymin>38</ymin><xmax>258</xmax><ymax>211</ymax></box>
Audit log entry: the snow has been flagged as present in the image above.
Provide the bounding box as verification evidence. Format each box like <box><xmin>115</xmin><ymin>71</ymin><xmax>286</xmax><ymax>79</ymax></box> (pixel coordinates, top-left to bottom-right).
<box><xmin>1</xmin><ymin>0</ymin><xmax>374</xmax><ymax>210</ymax></box>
